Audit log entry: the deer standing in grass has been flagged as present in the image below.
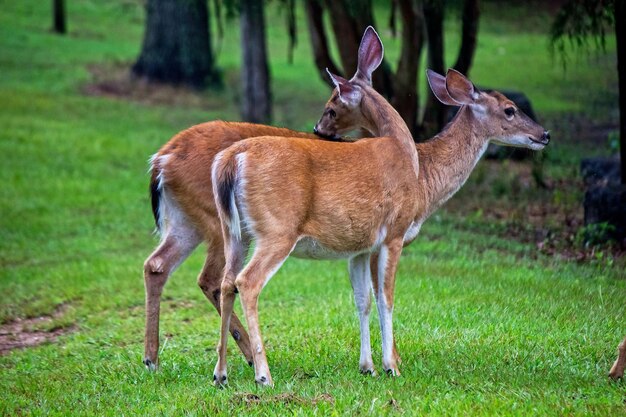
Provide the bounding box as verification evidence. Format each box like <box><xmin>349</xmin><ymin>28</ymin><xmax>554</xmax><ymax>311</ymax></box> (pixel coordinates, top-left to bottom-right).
<box><xmin>212</xmin><ymin>27</ymin><xmax>418</xmax><ymax>386</ymax></box>
<box><xmin>609</xmin><ymin>336</ymin><xmax>625</xmax><ymax>380</ymax></box>
<box><xmin>212</xmin><ymin>25</ymin><xmax>550</xmax><ymax>386</ymax></box>
<box><xmin>141</xmin><ymin>27</ymin><xmax>381</xmax><ymax>371</ymax></box>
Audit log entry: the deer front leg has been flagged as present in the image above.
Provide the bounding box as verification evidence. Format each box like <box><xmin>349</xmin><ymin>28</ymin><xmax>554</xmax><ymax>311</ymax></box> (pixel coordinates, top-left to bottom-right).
<box><xmin>370</xmin><ymin>251</ymin><xmax>402</xmax><ymax>366</ymax></box>
<box><xmin>198</xmin><ymin>239</ymin><xmax>253</xmax><ymax>366</ymax></box>
<box><xmin>349</xmin><ymin>254</ymin><xmax>375</xmax><ymax>375</ymax></box>
<box><xmin>609</xmin><ymin>336</ymin><xmax>626</xmax><ymax>380</ymax></box>
<box><xmin>375</xmin><ymin>239</ymin><xmax>404</xmax><ymax>376</ymax></box>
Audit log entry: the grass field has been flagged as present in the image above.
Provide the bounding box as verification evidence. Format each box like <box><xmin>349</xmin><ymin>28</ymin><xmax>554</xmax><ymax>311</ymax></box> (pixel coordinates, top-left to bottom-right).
<box><xmin>0</xmin><ymin>0</ymin><xmax>625</xmax><ymax>415</ymax></box>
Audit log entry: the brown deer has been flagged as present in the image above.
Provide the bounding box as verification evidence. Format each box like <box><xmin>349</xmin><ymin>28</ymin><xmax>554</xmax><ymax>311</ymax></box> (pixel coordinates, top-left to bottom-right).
<box><xmin>609</xmin><ymin>336</ymin><xmax>625</xmax><ymax>380</ymax></box>
<box><xmin>211</xmin><ymin>27</ymin><xmax>418</xmax><ymax>386</ymax></box>
<box><xmin>211</xmin><ymin>28</ymin><xmax>550</xmax><ymax>386</ymax></box>
<box><xmin>314</xmin><ymin>67</ymin><xmax>550</xmax><ymax>377</ymax></box>
<box><xmin>142</xmin><ymin>36</ymin><xmax>369</xmax><ymax>369</ymax></box>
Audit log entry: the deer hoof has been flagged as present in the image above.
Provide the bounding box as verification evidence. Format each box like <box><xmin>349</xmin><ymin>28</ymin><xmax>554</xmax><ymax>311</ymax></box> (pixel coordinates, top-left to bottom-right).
<box><xmin>143</xmin><ymin>358</ymin><xmax>157</xmax><ymax>371</ymax></box>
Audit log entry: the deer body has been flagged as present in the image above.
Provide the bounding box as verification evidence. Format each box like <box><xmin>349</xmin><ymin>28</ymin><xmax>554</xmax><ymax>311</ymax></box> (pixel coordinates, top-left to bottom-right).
<box><xmin>143</xmin><ymin>121</ymin><xmax>321</xmax><ymax>369</ymax></box>
<box><xmin>609</xmin><ymin>335</ymin><xmax>626</xmax><ymax>380</ymax></box>
<box><xmin>212</xmin><ymin>28</ymin><xmax>419</xmax><ymax>385</ymax></box>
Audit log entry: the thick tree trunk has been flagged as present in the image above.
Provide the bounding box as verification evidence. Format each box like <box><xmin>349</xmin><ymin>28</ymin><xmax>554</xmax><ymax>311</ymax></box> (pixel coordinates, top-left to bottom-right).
<box><xmin>422</xmin><ymin>0</ymin><xmax>447</xmax><ymax>136</ymax></box>
<box><xmin>132</xmin><ymin>0</ymin><xmax>219</xmax><ymax>88</ymax></box>
<box><xmin>325</xmin><ymin>0</ymin><xmax>361</xmax><ymax>76</ymax></box>
<box><xmin>240</xmin><ymin>0</ymin><xmax>272</xmax><ymax>123</ymax></box>
<box><xmin>52</xmin><ymin>0</ymin><xmax>66</xmax><ymax>34</ymax></box>
<box><xmin>304</xmin><ymin>0</ymin><xmax>342</xmax><ymax>87</ymax></box>
<box><xmin>453</xmin><ymin>0</ymin><xmax>480</xmax><ymax>75</ymax></box>
<box><xmin>616</xmin><ymin>0</ymin><xmax>626</xmax><ymax>184</ymax></box>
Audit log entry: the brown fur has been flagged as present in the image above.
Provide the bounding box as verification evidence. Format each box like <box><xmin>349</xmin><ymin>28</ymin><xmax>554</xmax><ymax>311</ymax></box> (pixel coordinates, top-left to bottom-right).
<box><xmin>142</xmin><ymin>121</ymin><xmax>321</xmax><ymax>368</ymax></box>
<box><xmin>212</xmin><ymin>78</ymin><xmax>419</xmax><ymax>385</ymax></box>
<box><xmin>609</xmin><ymin>336</ymin><xmax>626</xmax><ymax>380</ymax></box>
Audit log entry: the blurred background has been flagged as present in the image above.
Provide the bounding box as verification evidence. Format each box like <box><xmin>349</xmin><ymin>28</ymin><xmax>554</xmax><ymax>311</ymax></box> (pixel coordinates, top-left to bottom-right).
<box><xmin>21</xmin><ymin>0</ymin><xmax>622</xmax><ymax>259</ymax></box>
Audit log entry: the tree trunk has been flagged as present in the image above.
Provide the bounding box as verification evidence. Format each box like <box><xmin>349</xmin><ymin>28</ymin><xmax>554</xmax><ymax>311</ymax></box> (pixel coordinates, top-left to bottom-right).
<box><xmin>132</xmin><ymin>0</ymin><xmax>219</xmax><ymax>88</ymax></box>
<box><xmin>240</xmin><ymin>0</ymin><xmax>272</xmax><ymax>123</ymax></box>
<box><xmin>391</xmin><ymin>0</ymin><xmax>424</xmax><ymax>137</ymax></box>
<box><xmin>616</xmin><ymin>0</ymin><xmax>626</xmax><ymax>184</ymax></box>
<box><xmin>325</xmin><ymin>0</ymin><xmax>361</xmax><ymax>77</ymax></box>
<box><xmin>422</xmin><ymin>0</ymin><xmax>447</xmax><ymax>136</ymax></box>
<box><xmin>52</xmin><ymin>0</ymin><xmax>66</xmax><ymax>34</ymax></box>
<box><xmin>453</xmin><ymin>0</ymin><xmax>480</xmax><ymax>75</ymax></box>
<box><xmin>304</xmin><ymin>0</ymin><xmax>342</xmax><ymax>87</ymax></box>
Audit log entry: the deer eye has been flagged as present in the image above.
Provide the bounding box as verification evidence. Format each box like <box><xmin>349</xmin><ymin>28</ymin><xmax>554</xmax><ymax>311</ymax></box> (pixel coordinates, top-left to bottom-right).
<box><xmin>504</xmin><ymin>107</ymin><xmax>515</xmax><ymax>118</ymax></box>
<box><xmin>329</xmin><ymin>109</ymin><xmax>337</xmax><ymax>118</ymax></box>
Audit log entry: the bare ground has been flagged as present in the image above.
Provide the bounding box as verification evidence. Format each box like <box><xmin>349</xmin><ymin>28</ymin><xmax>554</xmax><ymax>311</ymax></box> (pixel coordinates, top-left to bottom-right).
<box><xmin>0</xmin><ymin>304</ymin><xmax>75</xmax><ymax>355</ymax></box>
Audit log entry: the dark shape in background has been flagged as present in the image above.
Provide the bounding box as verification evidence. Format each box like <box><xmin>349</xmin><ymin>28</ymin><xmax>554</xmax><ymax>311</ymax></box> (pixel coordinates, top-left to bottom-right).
<box><xmin>52</xmin><ymin>0</ymin><xmax>66</xmax><ymax>34</ymax></box>
<box><xmin>132</xmin><ymin>0</ymin><xmax>220</xmax><ymax>88</ymax></box>
<box><xmin>240</xmin><ymin>0</ymin><xmax>272</xmax><ymax>124</ymax></box>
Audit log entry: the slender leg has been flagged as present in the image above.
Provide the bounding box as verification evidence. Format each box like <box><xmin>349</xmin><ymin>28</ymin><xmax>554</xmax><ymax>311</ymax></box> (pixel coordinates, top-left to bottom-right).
<box><xmin>198</xmin><ymin>238</ymin><xmax>253</xmax><ymax>365</ymax></box>
<box><xmin>349</xmin><ymin>254</ymin><xmax>375</xmax><ymax>375</ymax></box>
<box><xmin>143</xmin><ymin>231</ymin><xmax>200</xmax><ymax>369</ymax></box>
<box><xmin>609</xmin><ymin>336</ymin><xmax>626</xmax><ymax>380</ymax></box>
<box><xmin>370</xmin><ymin>251</ymin><xmax>402</xmax><ymax>366</ymax></box>
<box><xmin>235</xmin><ymin>239</ymin><xmax>295</xmax><ymax>386</ymax></box>
<box><xmin>375</xmin><ymin>239</ymin><xmax>403</xmax><ymax>376</ymax></box>
<box><xmin>213</xmin><ymin>234</ymin><xmax>249</xmax><ymax>386</ymax></box>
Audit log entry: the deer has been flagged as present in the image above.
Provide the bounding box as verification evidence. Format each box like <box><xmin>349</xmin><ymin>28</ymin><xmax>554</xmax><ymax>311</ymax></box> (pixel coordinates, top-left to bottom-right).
<box><xmin>211</xmin><ymin>26</ymin><xmax>418</xmax><ymax>386</ymax></box>
<box><xmin>609</xmin><ymin>336</ymin><xmax>625</xmax><ymax>380</ymax></box>
<box><xmin>141</xmin><ymin>38</ymin><xmax>372</xmax><ymax>369</ymax></box>
<box><xmin>313</xmin><ymin>66</ymin><xmax>550</xmax><ymax>376</ymax></box>
<box><xmin>211</xmin><ymin>25</ymin><xmax>550</xmax><ymax>386</ymax></box>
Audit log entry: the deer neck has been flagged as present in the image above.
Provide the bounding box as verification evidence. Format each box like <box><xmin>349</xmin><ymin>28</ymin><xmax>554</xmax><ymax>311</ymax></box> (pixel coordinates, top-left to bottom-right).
<box><xmin>360</xmin><ymin>87</ymin><xmax>418</xmax><ymax>162</ymax></box>
<box><xmin>414</xmin><ymin>106</ymin><xmax>490</xmax><ymax>221</ymax></box>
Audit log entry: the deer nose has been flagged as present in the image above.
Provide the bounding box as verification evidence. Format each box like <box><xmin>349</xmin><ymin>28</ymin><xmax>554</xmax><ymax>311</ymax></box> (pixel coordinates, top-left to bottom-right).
<box><xmin>313</xmin><ymin>125</ymin><xmax>320</xmax><ymax>135</ymax></box>
<box><xmin>541</xmin><ymin>131</ymin><xmax>550</xmax><ymax>143</ymax></box>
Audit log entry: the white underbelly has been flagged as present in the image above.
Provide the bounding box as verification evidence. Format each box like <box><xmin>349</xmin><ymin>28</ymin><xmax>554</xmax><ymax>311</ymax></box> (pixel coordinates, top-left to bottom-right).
<box><xmin>291</xmin><ymin>237</ymin><xmax>364</xmax><ymax>260</ymax></box>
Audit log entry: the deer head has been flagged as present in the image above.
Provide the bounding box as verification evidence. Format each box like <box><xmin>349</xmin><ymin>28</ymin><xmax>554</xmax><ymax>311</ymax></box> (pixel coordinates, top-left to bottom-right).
<box><xmin>427</xmin><ymin>69</ymin><xmax>550</xmax><ymax>150</ymax></box>
<box><xmin>313</xmin><ymin>26</ymin><xmax>384</xmax><ymax>140</ymax></box>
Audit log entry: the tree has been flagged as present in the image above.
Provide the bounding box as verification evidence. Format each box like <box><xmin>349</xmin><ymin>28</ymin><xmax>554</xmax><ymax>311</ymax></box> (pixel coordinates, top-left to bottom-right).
<box><xmin>303</xmin><ymin>0</ymin><xmax>480</xmax><ymax>139</ymax></box>
<box><xmin>551</xmin><ymin>0</ymin><xmax>625</xmax><ymax>184</ymax></box>
<box><xmin>52</xmin><ymin>0</ymin><xmax>66</xmax><ymax>34</ymax></box>
<box><xmin>132</xmin><ymin>0</ymin><xmax>220</xmax><ymax>88</ymax></box>
<box><xmin>239</xmin><ymin>0</ymin><xmax>272</xmax><ymax>123</ymax></box>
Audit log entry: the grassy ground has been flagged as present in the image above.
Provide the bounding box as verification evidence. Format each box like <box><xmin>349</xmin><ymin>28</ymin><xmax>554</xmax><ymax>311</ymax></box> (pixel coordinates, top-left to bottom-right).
<box><xmin>0</xmin><ymin>0</ymin><xmax>624</xmax><ymax>415</ymax></box>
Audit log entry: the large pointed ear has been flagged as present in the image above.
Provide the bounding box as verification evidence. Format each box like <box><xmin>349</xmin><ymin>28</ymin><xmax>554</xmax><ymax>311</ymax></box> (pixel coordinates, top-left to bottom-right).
<box><xmin>326</xmin><ymin>68</ymin><xmax>361</xmax><ymax>105</ymax></box>
<box><xmin>445</xmin><ymin>68</ymin><xmax>479</xmax><ymax>105</ymax></box>
<box><xmin>426</xmin><ymin>69</ymin><xmax>459</xmax><ymax>106</ymax></box>
<box><xmin>353</xmin><ymin>26</ymin><xmax>384</xmax><ymax>84</ymax></box>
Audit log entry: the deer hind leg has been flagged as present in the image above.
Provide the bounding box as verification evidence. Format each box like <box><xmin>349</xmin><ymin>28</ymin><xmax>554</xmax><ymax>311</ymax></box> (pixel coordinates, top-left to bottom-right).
<box><xmin>349</xmin><ymin>254</ymin><xmax>375</xmax><ymax>375</ymax></box>
<box><xmin>143</xmin><ymin>229</ymin><xmax>200</xmax><ymax>369</ymax></box>
<box><xmin>213</xmin><ymin>233</ymin><xmax>250</xmax><ymax>386</ymax></box>
<box><xmin>609</xmin><ymin>336</ymin><xmax>626</xmax><ymax>380</ymax></box>
<box><xmin>233</xmin><ymin>238</ymin><xmax>295</xmax><ymax>386</ymax></box>
<box><xmin>370</xmin><ymin>251</ymin><xmax>402</xmax><ymax>366</ymax></box>
<box><xmin>198</xmin><ymin>237</ymin><xmax>253</xmax><ymax>366</ymax></box>
<box><xmin>375</xmin><ymin>240</ymin><xmax>403</xmax><ymax>376</ymax></box>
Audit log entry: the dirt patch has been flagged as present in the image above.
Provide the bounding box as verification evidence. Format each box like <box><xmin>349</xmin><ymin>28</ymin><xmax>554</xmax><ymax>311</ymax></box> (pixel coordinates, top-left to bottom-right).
<box><xmin>233</xmin><ymin>392</ymin><xmax>334</xmax><ymax>407</ymax></box>
<box><xmin>82</xmin><ymin>62</ymin><xmax>229</xmax><ymax>109</ymax></box>
<box><xmin>0</xmin><ymin>304</ymin><xmax>75</xmax><ymax>355</ymax></box>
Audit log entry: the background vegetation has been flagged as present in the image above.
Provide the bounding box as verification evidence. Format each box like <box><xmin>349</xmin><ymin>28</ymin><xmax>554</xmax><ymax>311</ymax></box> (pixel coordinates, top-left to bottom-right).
<box><xmin>0</xmin><ymin>0</ymin><xmax>624</xmax><ymax>415</ymax></box>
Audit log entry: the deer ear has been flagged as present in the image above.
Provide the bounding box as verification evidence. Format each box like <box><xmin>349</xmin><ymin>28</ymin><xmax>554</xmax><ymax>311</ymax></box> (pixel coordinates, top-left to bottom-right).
<box><xmin>445</xmin><ymin>68</ymin><xmax>479</xmax><ymax>105</ymax></box>
<box><xmin>426</xmin><ymin>69</ymin><xmax>459</xmax><ymax>106</ymax></box>
<box><xmin>326</xmin><ymin>68</ymin><xmax>360</xmax><ymax>105</ymax></box>
<box><xmin>353</xmin><ymin>26</ymin><xmax>384</xmax><ymax>85</ymax></box>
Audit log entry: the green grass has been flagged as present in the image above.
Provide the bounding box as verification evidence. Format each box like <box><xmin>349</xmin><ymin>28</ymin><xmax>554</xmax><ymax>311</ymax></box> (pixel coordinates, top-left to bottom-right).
<box><xmin>0</xmin><ymin>0</ymin><xmax>624</xmax><ymax>415</ymax></box>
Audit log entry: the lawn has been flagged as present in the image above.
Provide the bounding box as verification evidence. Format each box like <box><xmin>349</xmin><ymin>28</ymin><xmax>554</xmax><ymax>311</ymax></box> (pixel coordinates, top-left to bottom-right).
<box><xmin>0</xmin><ymin>0</ymin><xmax>624</xmax><ymax>415</ymax></box>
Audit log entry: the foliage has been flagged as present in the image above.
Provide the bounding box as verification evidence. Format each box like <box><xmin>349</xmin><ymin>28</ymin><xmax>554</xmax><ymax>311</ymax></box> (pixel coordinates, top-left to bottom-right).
<box><xmin>550</xmin><ymin>0</ymin><xmax>615</xmax><ymax>65</ymax></box>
